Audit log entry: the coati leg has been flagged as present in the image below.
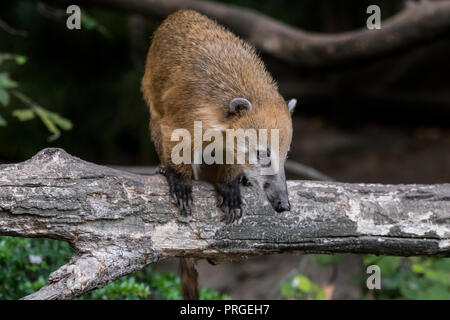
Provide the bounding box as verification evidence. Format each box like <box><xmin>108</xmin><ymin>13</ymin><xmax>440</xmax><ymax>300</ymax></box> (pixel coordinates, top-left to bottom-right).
<box><xmin>180</xmin><ymin>258</ymin><xmax>199</xmax><ymax>300</ymax></box>
<box><xmin>215</xmin><ymin>164</ymin><xmax>243</xmax><ymax>224</ymax></box>
<box><xmin>216</xmin><ymin>176</ymin><xmax>243</xmax><ymax>224</ymax></box>
<box><xmin>164</xmin><ymin>165</ymin><xmax>197</xmax><ymax>300</ymax></box>
<box><xmin>178</xmin><ymin>168</ymin><xmax>244</xmax><ymax>299</ymax></box>
<box><xmin>164</xmin><ymin>166</ymin><xmax>193</xmax><ymax>215</ymax></box>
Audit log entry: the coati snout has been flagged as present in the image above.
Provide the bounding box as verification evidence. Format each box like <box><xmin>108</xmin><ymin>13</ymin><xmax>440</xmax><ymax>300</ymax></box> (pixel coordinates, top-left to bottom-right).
<box><xmin>261</xmin><ymin>167</ymin><xmax>291</xmax><ymax>212</ymax></box>
<box><xmin>141</xmin><ymin>10</ymin><xmax>297</xmax><ymax>223</ymax></box>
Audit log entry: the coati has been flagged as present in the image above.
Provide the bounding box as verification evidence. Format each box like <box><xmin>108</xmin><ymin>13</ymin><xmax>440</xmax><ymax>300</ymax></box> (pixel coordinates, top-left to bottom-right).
<box><xmin>141</xmin><ymin>10</ymin><xmax>296</xmax><ymax>299</ymax></box>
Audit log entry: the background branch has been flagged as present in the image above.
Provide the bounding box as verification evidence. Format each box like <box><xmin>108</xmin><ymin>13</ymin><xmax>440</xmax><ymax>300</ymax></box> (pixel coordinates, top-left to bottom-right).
<box><xmin>67</xmin><ymin>0</ymin><xmax>450</xmax><ymax>67</ymax></box>
<box><xmin>0</xmin><ymin>19</ymin><xmax>28</xmax><ymax>37</ymax></box>
<box><xmin>0</xmin><ymin>148</ymin><xmax>448</xmax><ymax>299</ymax></box>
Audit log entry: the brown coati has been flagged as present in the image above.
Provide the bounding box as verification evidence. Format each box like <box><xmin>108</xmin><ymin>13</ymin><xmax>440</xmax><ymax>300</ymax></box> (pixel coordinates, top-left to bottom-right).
<box><xmin>141</xmin><ymin>10</ymin><xmax>296</xmax><ymax>299</ymax></box>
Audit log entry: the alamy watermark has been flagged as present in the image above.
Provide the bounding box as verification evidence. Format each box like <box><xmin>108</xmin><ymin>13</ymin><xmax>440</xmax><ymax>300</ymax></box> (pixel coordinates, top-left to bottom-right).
<box><xmin>170</xmin><ymin>121</ymin><xmax>280</xmax><ymax>175</ymax></box>
<box><xmin>366</xmin><ymin>265</ymin><xmax>382</xmax><ymax>290</ymax></box>
<box><xmin>367</xmin><ymin>5</ymin><xmax>381</xmax><ymax>30</ymax></box>
<box><xmin>66</xmin><ymin>5</ymin><xmax>81</xmax><ymax>30</ymax></box>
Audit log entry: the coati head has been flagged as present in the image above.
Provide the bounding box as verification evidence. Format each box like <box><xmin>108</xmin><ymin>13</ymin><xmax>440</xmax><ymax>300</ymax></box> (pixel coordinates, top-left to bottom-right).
<box><xmin>227</xmin><ymin>96</ymin><xmax>297</xmax><ymax>212</ymax></box>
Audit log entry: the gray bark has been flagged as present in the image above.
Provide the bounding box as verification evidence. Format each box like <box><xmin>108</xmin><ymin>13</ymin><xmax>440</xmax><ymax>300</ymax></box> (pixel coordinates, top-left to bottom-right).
<box><xmin>0</xmin><ymin>148</ymin><xmax>448</xmax><ymax>300</ymax></box>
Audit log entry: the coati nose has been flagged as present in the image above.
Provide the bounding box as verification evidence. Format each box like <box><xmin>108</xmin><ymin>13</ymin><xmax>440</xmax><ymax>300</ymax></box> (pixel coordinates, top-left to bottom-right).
<box><xmin>275</xmin><ymin>200</ymin><xmax>290</xmax><ymax>212</ymax></box>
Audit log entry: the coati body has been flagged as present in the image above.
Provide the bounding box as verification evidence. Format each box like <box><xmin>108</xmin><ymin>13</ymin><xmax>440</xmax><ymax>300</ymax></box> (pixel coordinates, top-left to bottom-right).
<box><xmin>142</xmin><ymin>10</ymin><xmax>296</xmax><ymax>299</ymax></box>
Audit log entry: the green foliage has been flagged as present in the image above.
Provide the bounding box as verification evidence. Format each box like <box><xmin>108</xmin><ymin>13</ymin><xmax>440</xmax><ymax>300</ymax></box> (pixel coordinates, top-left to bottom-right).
<box><xmin>81</xmin><ymin>11</ymin><xmax>110</xmax><ymax>38</ymax></box>
<box><xmin>81</xmin><ymin>277</ymin><xmax>151</xmax><ymax>300</ymax></box>
<box><xmin>200</xmin><ymin>286</ymin><xmax>232</xmax><ymax>300</ymax></box>
<box><xmin>0</xmin><ymin>236</ymin><xmax>228</xmax><ymax>300</ymax></box>
<box><xmin>362</xmin><ymin>255</ymin><xmax>450</xmax><ymax>299</ymax></box>
<box><xmin>0</xmin><ymin>53</ymin><xmax>27</xmax><ymax>65</ymax></box>
<box><xmin>281</xmin><ymin>274</ymin><xmax>327</xmax><ymax>300</ymax></box>
<box><xmin>147</xmin><ymin>272</ymin><xmax>182</xmax><ymax>300</ymax></box>
<box><xmin>0</xmin><ymin>52</ymin><xmax>72</xmax><ymax>140</ymax></box>
<box><xmin>280</xmin><ymin>254</ymin><xmax>449</xmax><ymax>300</ymax></box>
<box><xmin>83</xmin><ymin>269</ymin><xmax>230</xmax><ymax>300</ymax></box>
<box><xmin>363</xmin><ymin>255</ymin><xmax>401</xmax><ymax>276</ymax></box>
<box><xmin>313</xmin><ymin>254</ymin><xmax>345</xmax><ymax>266</ymax></box>
<box><xmin>0</xmin><ymin>237</ymin><xmax>73</xmax><ymax>299</ymax></box>
<box><xmin>0</xmin><ymin>72</ymin><xmax>18</xmax><ymax>109</ymax></box>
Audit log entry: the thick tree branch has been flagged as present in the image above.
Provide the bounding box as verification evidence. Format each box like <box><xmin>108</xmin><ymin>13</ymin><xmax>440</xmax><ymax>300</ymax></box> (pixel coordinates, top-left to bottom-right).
<box><xmin>68</xmin><ymin>0</ymin><xmax>450</xmax><ymax>67</ymax></box>
<box><xmin>0</xmin><ymin>148</ymin><xmax>449</xmax><ymax>299</ymax></box>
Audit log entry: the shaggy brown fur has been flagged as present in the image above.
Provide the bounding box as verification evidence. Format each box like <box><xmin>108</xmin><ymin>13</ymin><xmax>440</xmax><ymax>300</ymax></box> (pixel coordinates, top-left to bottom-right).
<box><xmin>142</xmin><ymin>9</ymin><xmax>292</xmax><ymax>182</ymax></box>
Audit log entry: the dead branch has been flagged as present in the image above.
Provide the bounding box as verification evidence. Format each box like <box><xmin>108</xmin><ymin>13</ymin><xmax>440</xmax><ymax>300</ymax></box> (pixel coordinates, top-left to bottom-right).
<box><xmin>0</xmin><ymin>19</ymin><xmax>28</xmax><ymax>37</ymax></box>
<box><xmin>66</xmin><ymin>0</ymin><xmax>450</xmax><ymax>67</ymax></box>
<box><xmin>0</xmin><ymin>148</ymin><xmax>448</xmax><ymax>300</ymax></box>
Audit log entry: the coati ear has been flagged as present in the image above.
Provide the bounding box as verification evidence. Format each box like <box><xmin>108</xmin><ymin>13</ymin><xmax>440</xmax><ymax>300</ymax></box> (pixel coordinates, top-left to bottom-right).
<box><xmin>287</xmin><ymin>98</ymin><xmax>297</xmax><ymax>115</ymax></box>
<box><xmin>229</xmin><ymin>98</ymin><xmax>252</xmax><ymax>115</ymax></box>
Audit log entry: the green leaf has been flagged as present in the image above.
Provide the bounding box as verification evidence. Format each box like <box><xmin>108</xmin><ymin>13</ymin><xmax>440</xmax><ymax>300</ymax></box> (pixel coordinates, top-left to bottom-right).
<box><xmin>34</xmin><ymin>107</ymin><xmax>60</xmax><ymax>141</ymax></box>
<box><xmin>0</xmin><ymin>88</ymin><xmax>10</xmax><ymax>106</ymax></box>
<box><xmin>80</xmin><ymin>12</ymin><xmax>110</xmax><ymax>38</ymax></box>
<box><xmin>81</xmin><ymin>13</ymin><xmax>98</xmax><ymax>30</ymax></box>
<box><xmin>0</xmin><ymin>113</ymin><xmax>6</xmax><ymax>126</ymax></box>
<box><xmin>15</xmin><ymin>55</ymin><xmax>27</xmax><ymax>65</ymax></box>
<box><xmin>47</xmin><ymin>111</ymin><xmax>73</xmax><ymax>130</ymax></box>
<box><xmin>0</xmin><ymin>54</ymin><xmax>26</xmax><ymax>65</ymax></box>
<box><xmin>412</xmin><ymin>263</ymin><xmax>425</xmax><ymax>274</ymax></box>
<box><xmin>0</xmin><ymin>73</ymin><xmax>18</xmax><ymax>89</ymax></box>
<box><xmin>295</xmin><ymin>275</ymin><xmax>312</xmax><ymax>292</ymax></box>
<box><xmin>280</xmin><ymin>281</ymin><xmax>293</xmax><ymax>298</ymax></box>
<box><xmin>12</xmin><ymin>109</ymin><xmax>35</xmax><ymax>121</ymax></box>
<box><xmin>377</xmin><ymin>256</ymin><xmax>401</xmax><ymax>276</ymax></box>
<box><xmin>316</xmin><ymin>290</ymin><xmax>327</xmax><ymax>300</ymax></box>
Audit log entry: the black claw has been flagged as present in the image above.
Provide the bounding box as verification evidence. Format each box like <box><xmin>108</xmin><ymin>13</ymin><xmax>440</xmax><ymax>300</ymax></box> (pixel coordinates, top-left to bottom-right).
<box><xmin>165</xmin><ymin>168</ymin><xmax>193</xmax><ymax>215</ymax></box>
<box><xmin>216</xmin><ymin>176</ymin><xmax>243</xmax><ymax>224</ymax></box>
<box><xmin>240</xmin><ymin>175</ymin><xmax>252</xmax><ymax>187</ymax></box>
<box><xmin>157</xmin><ymin>165</ymin><xmax>167</xmax><ymax>175</ymax></box>
<box><xmin>207</xmin><ymin>259</ymin><xmax>217</xmax><ymax>266</ymax></box>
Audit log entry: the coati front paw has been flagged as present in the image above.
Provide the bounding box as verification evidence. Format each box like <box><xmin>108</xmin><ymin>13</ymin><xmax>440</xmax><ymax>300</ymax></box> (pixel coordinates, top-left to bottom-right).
<box><xmin>165</xmin><ymin>168</ymin><xmax>193</xmax><ymax>215</ymax></box>
<box><xmin>216</xmin><ymin>177</ymin><xmax>242</xmax><ymax>224</ymax></box>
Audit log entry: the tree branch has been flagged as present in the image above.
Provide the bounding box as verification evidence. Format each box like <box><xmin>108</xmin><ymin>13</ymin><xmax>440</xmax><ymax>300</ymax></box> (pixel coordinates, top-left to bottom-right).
<box><xmin>69</xmin><ymin>0</ymin><xmax>450</xmax><ymax>67</ymax></box>
<box><xmin>0</xmin><ymin>148</ymin><xmax>448</xmax><ymax>299</ymax></box>
<box><xmin>0</xmin><ymin>19</ymin><xmax>28</xmax><ymax>37</ymax></box>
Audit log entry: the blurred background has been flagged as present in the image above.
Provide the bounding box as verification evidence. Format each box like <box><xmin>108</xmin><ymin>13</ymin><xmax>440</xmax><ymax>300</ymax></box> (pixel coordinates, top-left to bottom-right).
<box><xmin>0</xmin><ymin>0</ymin><xmax>449</xmax><ymax>299</ymax></box>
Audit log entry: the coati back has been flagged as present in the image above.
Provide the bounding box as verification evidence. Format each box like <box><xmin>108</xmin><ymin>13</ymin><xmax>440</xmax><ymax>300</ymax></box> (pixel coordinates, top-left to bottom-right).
<box><xmin>142</xmin><ymin>10</ymin><xmax>296</xmax><ymax>299</ymax></box>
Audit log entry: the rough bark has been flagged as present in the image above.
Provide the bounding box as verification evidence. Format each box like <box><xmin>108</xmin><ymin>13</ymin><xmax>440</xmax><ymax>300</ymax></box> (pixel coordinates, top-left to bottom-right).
<box><xmin>0</xmin><ymin>148</ymin><xmax>449</xmax><ymax>300</ymax></box>
<box><xmin>70</xmin><ymin>0</ymin><xmax>450</xmax><ymax>67</ymax></box>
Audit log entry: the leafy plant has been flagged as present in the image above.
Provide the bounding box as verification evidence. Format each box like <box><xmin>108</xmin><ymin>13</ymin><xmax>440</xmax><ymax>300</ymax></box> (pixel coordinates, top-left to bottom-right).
<box><xmin>80</xmin><ymin>11</ymin><xmax>110</xmax><ymax>38</ymax></box>
<box><xmin>0</xmin><ymin>53</ymin><xmax>72</xmax><ymax>140</ymax></box>
<box><xmin>362</xmin><ymin>255</ymin><xmax>450</xmax><ymax>300</ymax></box>
<box><xmin>0</xmin><ymin>236</ymin><xmax>229</xmax><ymax>300</ymax></box>
<box><xmin>281</xmin><ymin>274</ymin><xmax>327</xmax><ymax>300</ymax></box>
<box><xmin>0</xmin><ymin>236</ymin><xmax>73</xmax><ymax>299</ymax></box>
<box><xmin>81</xmin><ymin>277</ymin><xmax>151</xmax><ymax>300</ymax></box>
<box><xmin>313</xmin><ymin>254</ymin><xmax>346</xmax><ymax>266</ymax></box>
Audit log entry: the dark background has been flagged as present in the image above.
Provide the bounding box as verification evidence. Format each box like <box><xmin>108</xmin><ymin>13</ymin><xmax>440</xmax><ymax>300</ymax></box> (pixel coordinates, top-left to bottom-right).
<box><xmin>0</xmin><ymin>0</ymin><xmax>449</xmax><ymax>299</ymax></box>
